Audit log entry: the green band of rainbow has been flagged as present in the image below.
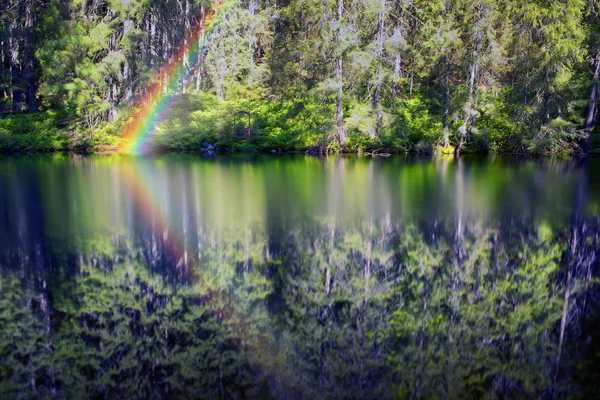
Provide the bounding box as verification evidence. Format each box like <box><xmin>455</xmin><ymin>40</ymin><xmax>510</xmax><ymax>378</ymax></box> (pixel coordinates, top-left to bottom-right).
<box><xmin>120</xmin><ymin>0</ymin><xmax>240</xmax><ymax>154</ymax></box>
<box><xmin>116</xmin><ymin>0</ymin><xmax>291</xmax><ymax>382</ymax></box>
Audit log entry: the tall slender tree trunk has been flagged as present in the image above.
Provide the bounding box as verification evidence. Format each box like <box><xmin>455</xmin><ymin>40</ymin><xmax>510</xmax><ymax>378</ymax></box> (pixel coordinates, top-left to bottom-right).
<box><xmin>371</xmin><ymin>0</ymin><xmax>385</xmax><ymax>138</ymax></box>
<box><xmin>2</xmin><ymin>27</ymin><xmax>10</xmax><ymax>106</ymax></box>
<box><xmin>195</xmin><ymin>6</ymin><xmax>206</xmax><ymax>92</ymax></box>
<box><xmin>195</xmin><ymin>63</ymin><xmax>202</xmax><ymax>91</ymax></box>
<box><xmin>392</xmin><ymin>8</ymin><xmax>406</xmax><ymax>98</ymax></box>
<box><xmin>554</xmin><ymin>268</ymin><xmax>572</xmax><ymax>389</ymax></box>
<box><xmin>107</xmin><ymin>22</ymin><xmax>118</xmax><ymax>120</ymax></box>
<box><xmin>325</xmin><ymin>225</ymin><xmax>334</xmax><ymax>295</ymax></box>
<box><xmin>364</xmin><ymin>242</ymin><xmax>371</xmax><ymax>291</ymax></box>
<box><xmin>458</xmin><ymin>0</ymin><xmax>482</xmax><ymax>154</ymax></box>
<box><xmin>123</xmin><ymin>17</ymin><xmax>133</xmax><ymax>102</ymax></box>
<box><xmin>108</xmin><ymin>77</ymin><xmax>118</xmax><ymax>120</ymax></box>
<box><xmin>1</xmin><ymin>38</ymin><xmax>5</xmax><ymax>103</ymax></box>
<box><xmin>581</xmin><ymin>223</ymin><xmax>598</xmax><ymax>332</ymax></box>
<box><xmin>23</xmin><ymin>0</ymin><xmax>37</xmax><ymax>112</ymax></box>
<box><xmin>247</xmin><ymin>0</ymin><xmax>257</xmax><ymax>86</ymax></box>
<box><xmin>458</xmin><ymin>56</ymin><xmax>480</xmax><ymax>152</ymax></box>
<box><xmin>335</xmin><ymin>0</ymin><xmax>345</xmax><ymax>147</ymax></box>
<box><xmin>392</xmin><ymin>53</ymin><xmax>401</xmax><ymax>96</ymax></box>
<box><xmin>216</xmin><ymin>39</ymin><xmax>225</xmax><ymax>100</ymax></box>
<box><xmin>583</xmin><ymin>50</ymin><xmax>600</xmax><ymax>153</ymax></box>
<box><xmin>443</xmin><ymin>54</ymin><xmax>451</xmax><ymax>148</ymax></box>
<box><xmin>162</xmin><ymin>26</ymin><xmax>170</xmax><ymax>94</ymax></box>
<box><xmin>9</xmin><ymin>18</ymin><xmax>22</xmax><ymax>113</ymax></box>
<box><xmin>150</xmin><ymin>12</ymin><xmax>157</xmax><ymax>63</ymax></box>
<box><xmin>182</xmin><ymin>0</ymin><xmax>191</xmax><ymax>93</ymax></box>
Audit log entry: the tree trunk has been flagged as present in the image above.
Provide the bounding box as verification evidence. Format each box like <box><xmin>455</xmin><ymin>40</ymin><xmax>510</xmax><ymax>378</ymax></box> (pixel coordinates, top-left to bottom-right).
<box><xmin>583</xmin><ymin>50</ymin><xmax>600</xmax><ymax>153</ymax></box>
<box><xmin>391</xmin><ymin>8</ymin><xmax>406</xmax><ymax>98</ymax></box>
<box><xmin>336</xmin><ymin>57</ymin><xmax>344</xmax><ymax>145</ymax></box>
<box><xmin>581</xmin><ymin>223</ymin><xmax>598</xmax><ymax>332</ymax></box>
<box><xmin>195</xmin><ymin>67</ymin><xmax>202</xmax><ymax>92</ymax></box>
<box><xmin>150</xmin><ymin>12</ymin><xmax>157</xmax><ymax>65</ymax></box>
<box><xmin>23</xmin><ymin>0</ymin><xmax>37</xmax><ymax>112</ymax></box>
<box><xmin>123</xmin><ymin>17</ymin><xmax>133</xmax><ymax>102</ymax></box>
<box><xmin>195</xmin><ymin>6</ymin><xmax>206</xmax><ymax>92</ymax></box>
<box><xmin>326</xmin><ymin>225</ymin><xmax>335</xmax><ymax>295</ymax></box>
<box><xmin>335</xmin><ymin>0</ymin><xmax>345</xmax><ymax>147</ymax></box>
<box><xmin>182</xmin><ymin>0</ymin><xmax>190</xmax><ymax>93</ymax></box>
<box><xmin>443</xmin><ymin>54</ymin><xmax>451</xmax><ymax>147</ymax></box>
<box><xmin>9</xmin><ymin>18</ymin><xmax>22</xmax><ymax>113</ymax></box>
<box><xmin>2</xmin><ymin>27</ymin><xmax>8</xmax><ymax>105</ymax></box>
<box><xmin>108</xmin><ymin>27</ymin><xmax>118</xmax><ymax>120</ymax></box>
<box><xmin>247</xmin><ymin>0</ymin><xmax>257</xmax><ymax>86</ymax></box>
<box><xmin>108</xmin><ymin>76</ymin><xmax>118</xmax><ymax>120</ymax></box>
<box><xmin>162</xmin><ymin>26</ymin><xmax>170</xmax><ymax>94</ymax></box>
<box><xmin>216</xmin><ymin>42</ymin><xmax>225</xmax><ymax>100</ymax></box>
<box><xmin>371</xmin><ymin>0</ymin><xmax>385</xmax><ymax>138</ymax></box>
<box><xmin>554</xmin><ymin>268</ymin><xmax>572</xmax><ymax>389</ymax></box>
<box><xmin>458</xmin><ymin>0</ymin><xmax>482</xmax><ymax>154</ymax></box>
<box><xmin>392</xmin><ymin>53</ymin><xmax>401</xmax><ymax>96</ymax></box>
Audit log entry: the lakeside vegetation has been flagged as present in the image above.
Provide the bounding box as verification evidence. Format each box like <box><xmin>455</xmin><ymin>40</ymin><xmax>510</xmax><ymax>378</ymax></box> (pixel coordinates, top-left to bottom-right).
<box><xmin>2</xmin><ymin>0</ymin><xmax>600</xmax><ymax>155</ymax></box>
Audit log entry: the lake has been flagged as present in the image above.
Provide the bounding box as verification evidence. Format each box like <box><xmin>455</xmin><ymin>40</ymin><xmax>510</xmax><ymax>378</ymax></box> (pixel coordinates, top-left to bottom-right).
<box><xmin>1</xmin><ymin>153</ymin><xmax>599</xmax><ymax>398</ymax></box>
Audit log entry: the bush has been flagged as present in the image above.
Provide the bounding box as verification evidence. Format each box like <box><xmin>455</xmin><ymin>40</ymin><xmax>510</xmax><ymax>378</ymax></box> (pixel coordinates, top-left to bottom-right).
<box><xmin>0</xmin><ymin>112</ymin><xmax>69</xmax><ymax>152</ymax></box>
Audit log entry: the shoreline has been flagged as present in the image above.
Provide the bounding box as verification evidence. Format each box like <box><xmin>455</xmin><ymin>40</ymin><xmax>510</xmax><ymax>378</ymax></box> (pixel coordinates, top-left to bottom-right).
<box><xmin>0</xmin><ymin>147</ymin><xmax>592</xmax><ymax>159</ymax></box>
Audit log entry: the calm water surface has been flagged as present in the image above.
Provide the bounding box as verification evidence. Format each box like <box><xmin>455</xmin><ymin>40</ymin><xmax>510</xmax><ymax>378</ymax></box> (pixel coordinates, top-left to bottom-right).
<box><xmin>1</xmin><ymin>154</ymin><xmax>600</xmax><ymax>398</ymax></box>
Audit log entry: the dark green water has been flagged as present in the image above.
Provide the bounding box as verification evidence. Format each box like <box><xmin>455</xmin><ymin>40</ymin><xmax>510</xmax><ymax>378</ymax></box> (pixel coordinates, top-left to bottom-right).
<box><xmin>1</xmin><ymin>154</ymin><xmax>600</xmax><ymax>399</ymax></box>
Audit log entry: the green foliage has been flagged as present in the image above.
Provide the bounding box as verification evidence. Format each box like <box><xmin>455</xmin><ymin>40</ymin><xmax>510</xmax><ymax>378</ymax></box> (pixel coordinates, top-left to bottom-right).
<box><xmin>393</xmin><ymin>96</ymin><xmax>443</xmax><ymax>152</ymax></box>
<box><xmin>2</xmin><ymin>0</ymin><xmax>600</xmax><ymax>154</ymax></box>
<box><xmin>0</xmin><ymin>112</ymin><xmax>68</xmax><ymax>152</ymax></box>
<box><xmin>151</xmin><ymin>93</ymin><xmax>224</xmax><ymax>150</ymax></box>
<box><xmin>148</xmin><ymin>92</ymin><xmax>339</xmax><ymax>153</ymax></box>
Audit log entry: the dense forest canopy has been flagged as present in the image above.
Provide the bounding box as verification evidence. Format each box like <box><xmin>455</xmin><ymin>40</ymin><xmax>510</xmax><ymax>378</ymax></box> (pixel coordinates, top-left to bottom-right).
<box><xmin>1</xmin><ymin>0</ymin><xmax>600</xmax><ymax>154</ymax></box>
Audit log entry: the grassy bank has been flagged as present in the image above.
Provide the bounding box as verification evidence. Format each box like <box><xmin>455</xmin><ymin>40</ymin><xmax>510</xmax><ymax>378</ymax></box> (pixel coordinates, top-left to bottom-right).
<box><xmin>1</xmin><ymin>92</ymin><xmax>598</xmax><ymax>156</ymax></box>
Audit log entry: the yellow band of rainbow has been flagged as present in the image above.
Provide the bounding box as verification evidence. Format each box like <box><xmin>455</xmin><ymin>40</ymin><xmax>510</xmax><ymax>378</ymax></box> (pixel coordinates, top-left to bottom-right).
<box><xmin>119</xmin><ymin>0</ymin><xmax>240</xmax><ymax>154</ymax></box>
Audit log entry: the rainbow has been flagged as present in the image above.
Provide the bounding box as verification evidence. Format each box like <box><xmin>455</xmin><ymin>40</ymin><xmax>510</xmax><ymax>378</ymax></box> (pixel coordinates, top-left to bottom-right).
<box><xmin>115</xmin><ymin>2</ymin><xmax>296</xmax><ymax>384</ymax></box>
<box><xmin>120</xmin><ymin>159</ymin><xmax>294</xmax><ymax>392</ymax></box>
<box><xmin>119</xmin><ymin>0</ymin><xmax>240</xmax><ymax>154</ymax></box>
<box><xmin>113</xmin><ymin>1</ymin><xmax>302</xmax><ymax>390</ymax></box>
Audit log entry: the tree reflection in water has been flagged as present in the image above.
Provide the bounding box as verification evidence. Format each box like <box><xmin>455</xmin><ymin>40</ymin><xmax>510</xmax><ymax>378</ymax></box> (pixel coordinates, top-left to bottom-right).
<box><xmin>0</xmin><ymin>154</ymin><xmax>599</xmax><ymax>398</ymax></box>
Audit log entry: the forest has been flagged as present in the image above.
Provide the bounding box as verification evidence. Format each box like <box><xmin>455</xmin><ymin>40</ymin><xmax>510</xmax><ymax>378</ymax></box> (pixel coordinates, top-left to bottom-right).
<box><xmin>3</xmin><ymin>0</ymin><xmax>600</xmax><ymax>396</ymax></box>
<box><xmin>1</xmin><ymin>0</ymin><xmax>600</xmax><ymax>155</ymax></box>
